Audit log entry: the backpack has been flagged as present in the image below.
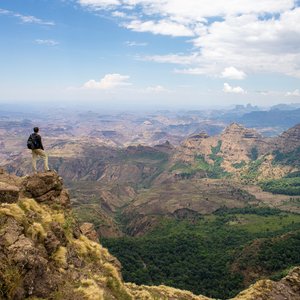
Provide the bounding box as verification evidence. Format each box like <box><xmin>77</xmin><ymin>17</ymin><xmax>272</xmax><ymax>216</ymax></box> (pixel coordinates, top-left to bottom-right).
<box><xmin>27</xmin><ymin>134</ymin><xmax>39</xmax><ymax>150</ymax></box>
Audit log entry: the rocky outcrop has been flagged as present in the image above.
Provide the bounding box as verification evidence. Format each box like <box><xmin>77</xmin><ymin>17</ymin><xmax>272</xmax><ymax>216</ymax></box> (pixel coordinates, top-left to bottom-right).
<box><xmin>0</xmin><ymin>170</ymin><xmax>209</xmax><ymax>300</ymax></box>
<box><xmin>188</xmin><ymin>132</ymin><xmax>209</xmax><ymax>140</ymax></box>
<box><xmin>232</xmin><ymin>267</ymin><xmax>300</xmax><ymax>300</ymax></box>
<box><xmin>154</xmin><ymin>140</ymin><xmax>175</xmax><ymax>153</ymax></box>
<box><xmin>21</xmin><ymin>171</ymin><xmax>70</xmax><ymax>208</ymax></box>
<box><xmin>79</xmin><ymin>222</ymin><xmax>98</xmax><ymax>242</ymax></box>
<box><xmin>274</xmin><ymin>124</ymin><xmax>300</xmax><ymax>153</ymax></box>
<box><xmin>0</xmin><ymin>170</ymin><xmax>300</xmax><ymax>299</ymax></box>
<box><xmin>172</xmin><ymin>123</ymin><xmax>265</xmax><ymax>167</ymax></box>
<box><xmin>170</xmin><ymin>123</ymin><xmax>299</xmax><ymax>179</ymax></box>
<box><xmin>0</xmin><ymin>182</ymin><xmax>20</xmax><ymax>204</ymax></box>
<box><xmin>222</xmin><ymin>123</ymin><xmax>261</xmax><ymax>139</ymax></box>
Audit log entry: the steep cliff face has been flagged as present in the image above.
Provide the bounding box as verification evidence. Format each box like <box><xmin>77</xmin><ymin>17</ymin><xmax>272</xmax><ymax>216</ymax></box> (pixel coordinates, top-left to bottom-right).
<box><xmin>0</xmin><ymin>170</ymin><xmax>300</xmax><ymax>300</ymax></box>
<box><xmin>274</xmin><ymin>124</ymin><xmax>300</xmax><ymax>153</ymax></box>
<box><xmin>173</xmin><ymin>123</ymin><xmax>265</xmax><ymax>166</ymax></box>
<box><xmin>0</xmin><ymin>170</ymin><xmax>210</xmax><ymax>300</ymax></box>
<box><xmin>171</xmin><ymin>123</ymin><xmax>299</xmax><ymax>180</ymax></box>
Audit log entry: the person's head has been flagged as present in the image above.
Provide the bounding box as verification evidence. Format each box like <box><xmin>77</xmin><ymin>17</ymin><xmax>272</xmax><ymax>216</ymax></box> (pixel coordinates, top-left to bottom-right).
<box><xmin>33</xmin><ymin>127</ymin><xmax>39</xmax><ymax>133</ymax></box>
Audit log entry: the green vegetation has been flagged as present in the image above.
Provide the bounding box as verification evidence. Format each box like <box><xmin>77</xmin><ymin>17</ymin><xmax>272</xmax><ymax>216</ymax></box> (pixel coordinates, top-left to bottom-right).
<box><xmin>233</xmin><ymin>161</ymin><xmax>246</xmax><ymax>169</ymax></box>
<box><xmin>74</xmin><ymin>206</ymin><xmax>103</xmax><ymax>229</ymax></box>
<box><xmin>273</xmin><ymin>146</ymin><xmax>300</xmax><ymax>167</ymax></box>
<box><xmin>103</xmin><ymin>208</ymin><xmax>300</xmax><ymax>299</ymax></box>
<box><xmin>209</xmin><ymin>140</ymin><xmax>222</xmax><ymax>161</ymax></box>
<box><xmin>286</xmin><ymin>171</ymin><xmax>300</xmax><ymax>178</ymax></box>
<box><xmin>170</xmin><ymin>141</ymin><xmax>228</xmax><ymax>179</ymax></box>
<box><xmin>195</xmin><ymin>154</ymin><xmax>228</xmax><ymax>179</ymax></box>
<box><xmin>260</xmin><ymin>177</ymin><xmax>300</xmax><ymax>195</ymax></box>
<box><xmin>121</xmin><ymin>149</ymin><xmax>169</xmax><ymax>163</ymax></box>
<box><xmin>241</xmin><ymin>157</ymin><xmax>264</xmax><ymax>182</ymax></box>
<box><xmin>250</xmin><ymin>147</ymin><xmax>259</xmax><ymax>161</ymax></box>
<box><xmin>257</xmin><ymin>233</ymin><xmax>300</xmax><ymax>272</ymax></box>
<box><xmin>281</xmin><ymin>198</ymin><xmax>300</xmax><ymax>208</ymax></box>
<box><xmin>215</xmin><ymin>206</ymin><xmax>282</xmax><ymax>216</ymax></box>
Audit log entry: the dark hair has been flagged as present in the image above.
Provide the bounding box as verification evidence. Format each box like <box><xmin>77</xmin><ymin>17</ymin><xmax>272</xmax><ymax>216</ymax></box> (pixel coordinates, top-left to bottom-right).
<box><xmin>33</xmin><ymin>127</ymin><xmax>39</xmax><ymax>133</ymax></box>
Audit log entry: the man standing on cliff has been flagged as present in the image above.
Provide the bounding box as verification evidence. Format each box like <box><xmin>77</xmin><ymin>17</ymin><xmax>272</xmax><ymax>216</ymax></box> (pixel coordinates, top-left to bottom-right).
<box><xmin>27</xmin><ymin>127</ymin><xmax>50</xmax><ymax>173</ymax></box>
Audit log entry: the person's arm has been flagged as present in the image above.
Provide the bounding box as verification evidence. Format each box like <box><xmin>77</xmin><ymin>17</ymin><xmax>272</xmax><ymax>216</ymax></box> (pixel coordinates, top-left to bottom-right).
<box><xmin>38</xmin><ymin>135</ymin><xmax>44</xmax><ymax>150</ymax></box>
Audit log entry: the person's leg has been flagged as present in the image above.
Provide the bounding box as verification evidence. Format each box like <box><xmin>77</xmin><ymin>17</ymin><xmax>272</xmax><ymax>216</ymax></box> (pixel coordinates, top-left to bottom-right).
<box><xmin>32</xmin><ymin>150</ymin><xmax>38</xmax><ymax>173</ymax></box>
<box><xmin>35</xmin><ymin>149</ymin><xmax>50</xmax><ymax>171</ymax></box>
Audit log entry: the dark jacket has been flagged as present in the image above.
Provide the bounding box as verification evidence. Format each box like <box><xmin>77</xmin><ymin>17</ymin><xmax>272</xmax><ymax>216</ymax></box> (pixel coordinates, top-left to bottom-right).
<box><xmin>31</xmin><ymin>133</ymin><xmax>44</xmax><ymax>150</ymax></box>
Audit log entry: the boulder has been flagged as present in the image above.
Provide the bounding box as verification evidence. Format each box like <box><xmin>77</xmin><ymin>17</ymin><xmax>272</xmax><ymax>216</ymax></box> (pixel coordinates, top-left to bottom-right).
<box><xmin>58</xmin><ymin>189</ymin><xmax>71</xmax><ymax>208</ymax></box>
<box><xmin>21</xmin><ymin>172</ymin><xmax>70</xmax><ymax>207</ymax></box>
<box><xmin>79</xmin><ymin>222</ymin><xmax>99</xmax><ymax>242</ymax></box>
<box><xmin>0</xmin><ymin>182</ymin><xmax>20</xmax><ymax>203</ymax></box>
<box><xmin>44</xmin><ymin>231</ymin><xmax>61</xmax><ymax>255</ymax></box>
<box><xmin>22</xmin><ymin>171</ymin><xmax>63</xmax><ymax>199</ymax></box>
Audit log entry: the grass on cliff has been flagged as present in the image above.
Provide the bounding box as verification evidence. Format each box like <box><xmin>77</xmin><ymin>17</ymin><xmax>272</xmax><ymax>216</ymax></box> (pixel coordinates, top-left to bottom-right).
<box><xmin>273</xmin><ymin>146</ymin><xmax>300</xmax><ymax>167</ymax></box>
<box><xmin>170</xmin><ymin>140</ymin><xmax>228</xmax><ymax>179</ymax></box>
<box><xmin>102</xmin><ymin>207</ymin><xmax>300</xmax><ymax>299</ymax></box>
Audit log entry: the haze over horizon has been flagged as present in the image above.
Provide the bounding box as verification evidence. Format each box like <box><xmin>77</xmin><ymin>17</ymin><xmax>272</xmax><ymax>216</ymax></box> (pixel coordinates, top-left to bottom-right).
<box><xmin>1</xmin><ymin>0</ymin><xmax>300</xmax><ymax>109</ymax></box>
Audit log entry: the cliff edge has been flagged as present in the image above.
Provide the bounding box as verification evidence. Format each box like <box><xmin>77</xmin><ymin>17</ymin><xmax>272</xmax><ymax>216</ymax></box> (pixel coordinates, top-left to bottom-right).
<box><xmin>0</xmin><ymin>169</ymin><xmax>299</xmax><ymax>300</ymax></box>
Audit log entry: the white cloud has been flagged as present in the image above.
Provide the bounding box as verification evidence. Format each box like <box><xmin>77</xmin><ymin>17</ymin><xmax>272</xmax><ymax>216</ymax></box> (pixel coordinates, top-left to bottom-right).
<box><xmin>0</xmin><ymin>8</ymin><xmax>55</xmax><ymax>25</ymax></box>
<box><xmin>83</xmin><ymin>73</ymin><xmax>131</xmax><ymax>89</ymax></box>
<box><xmin>0</xmin><ymin>8</ymin><xmax>10</xmax><ymax>14</ymax></box>
<box><xmin>142</xmin><ymin>53</ymin><xmax>198</xmax><ymax>65</ymax></box>
<box><xmin>142</xmin><ymin>9</ymin><xmax>300</xmax><ymax>78</ymax></box>
<box><xmin>15</xmin><ymin>14</ymin><xmax>55</xmax><ymax>25</ymax></box>
<box><xmin>125</xmin><ymin>41</ymin><xmax>148</xmax><ymax>47</ymax></box>
<box><xmin>126</xmin><ymin>19</ymin><xmax>195</xmax><ymax>37</ymax></box>
<box><xmin>76</xmin><ymin>0</ymin><xmax>300</xmax><ymax>78</ymax></box>
<box><xmin>35</xmin><ymin>39</ymin><xmax>59</xmax><ymax>46</ymax></box>
<box><xmin>286</xmin><ymin>89</ymin><xmax>300</xmax><ymax>96</ymax></box>
<box><xmin>223</xmin><ymin>83</ymin><xmax>246</xmax><ymax>94</ymax></box>
<box><xmin>145</xmin><ymin>85</ymin><xmax>169</xmax><ymax>93</ymax></box>
<box><xmin>221</xmin><ymin>67</ymin><xmax>246</xmax><ymax>80</ymax></box>
<box><xmin>79</xmin><ymin>0</ymin><xmax>120</xmax><ymax>8</ymax></box>
<box><xmin>112</xmin><ymin>10</ymin><xmax>126</xmax><ymax>17</ymax></box>
<box><xmin>78</xmin><ymin>0</ymin><xmax>293</xmax><ymax>19</ymax></box>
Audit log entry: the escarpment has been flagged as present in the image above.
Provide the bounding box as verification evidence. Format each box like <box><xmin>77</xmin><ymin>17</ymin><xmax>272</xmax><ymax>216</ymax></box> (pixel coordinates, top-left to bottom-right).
<box><xmin>0</xmin><ymin>169</ymin><xmax>300</xmax><ymax>300</ymax></box>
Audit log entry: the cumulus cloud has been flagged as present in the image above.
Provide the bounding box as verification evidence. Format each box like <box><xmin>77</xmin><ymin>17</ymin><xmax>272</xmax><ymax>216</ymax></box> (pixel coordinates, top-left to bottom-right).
<box><xmin>221</xmin><ymin>67</ymin><xmax>246</xmax><ymax>80</ymax></box>
<box><xmin>35</xmin><ymin>39</ymin><xmax>59</xmax><ymax>46</ymax></box>
<box><xmin>83</xmin><ymin>73</ymin><xmax>131</xmax><ymax>89</ymax></box>
<box><xmin>76</xmin><ymin>0</ymin><xmax>300</xmax><ymax>78</ymax></box>
<box><xmin>78</xmin><ymin>0</ymin><xmax>293</xmax><ymax>19</ymax></box>
<box><xmin>223</xmin><ymin>83</ymin><xmax>246</xmax><ymax>94</ymax></box>
<box><xmin>112</xmin><ymin>10</ymin><xmax>127</xmax><ymax>17</ymax></box>
<box><xmin>286</xmin><ymin>89</ymin><xmax>300</xmax><ymax>96</ymax></box>
<box><xmin>126</xmin><ymin>20</ymin><xmax>194</xmax><ymax>37</ymax></box>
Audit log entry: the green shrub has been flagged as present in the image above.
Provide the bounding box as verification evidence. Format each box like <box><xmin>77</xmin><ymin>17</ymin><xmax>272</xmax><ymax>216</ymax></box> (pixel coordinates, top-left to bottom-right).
<box><xmin>250</xmin><ymin>147</ymin><xmax>258</xmax><ymax>161</ymax></box>
<box><xmin>260</xmin><ymin>177</ymin><xmax>300</xmax><ymax>196</ymax></box>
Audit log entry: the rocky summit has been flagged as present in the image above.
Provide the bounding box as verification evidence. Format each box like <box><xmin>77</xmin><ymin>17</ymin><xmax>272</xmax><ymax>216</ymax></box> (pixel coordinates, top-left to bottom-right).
<box><xmin>0</xmin><ymin>170</ymin><xmax>300</xmax><ymax>300</ymax></box>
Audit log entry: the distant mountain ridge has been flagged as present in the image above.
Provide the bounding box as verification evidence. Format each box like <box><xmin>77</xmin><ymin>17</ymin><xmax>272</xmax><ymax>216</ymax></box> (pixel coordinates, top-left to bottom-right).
<box><xmin>238</xmin><ymin>108</ymin><xmax>300</xmax><ymax>128</ymax></box>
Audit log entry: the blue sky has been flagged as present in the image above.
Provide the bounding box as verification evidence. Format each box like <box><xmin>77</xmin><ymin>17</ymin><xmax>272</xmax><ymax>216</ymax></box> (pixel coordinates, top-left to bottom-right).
<box><xmin>1</xmin><ymin>0</ymin><xmax>300</xmax><ymax>109</ymax></box>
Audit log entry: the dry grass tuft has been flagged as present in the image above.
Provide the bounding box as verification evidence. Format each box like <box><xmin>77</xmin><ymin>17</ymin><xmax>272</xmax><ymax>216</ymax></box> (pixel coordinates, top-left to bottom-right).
<box><xmin>27</xmin><ymin>222</ymin><xmax>47</xmax><ymax>242</ymax></box>
<box><xmin>0</xmin><ymin>203</ymin><xmax>25</xmax><ymax>223</ymax></box>
<box><xmin>52</xmin><ymin>246</ymin><xmax>68</xmax><ymax>267</ymax></box>
<box><xmin>76</xmin><ymin>279</ymin><xmax>104</xmax><ymax>300</ymax></box>
<box><xmin>72</xmin><ymin>235</ymin><xmax>102</xmax><ymax>262</ymax></box>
